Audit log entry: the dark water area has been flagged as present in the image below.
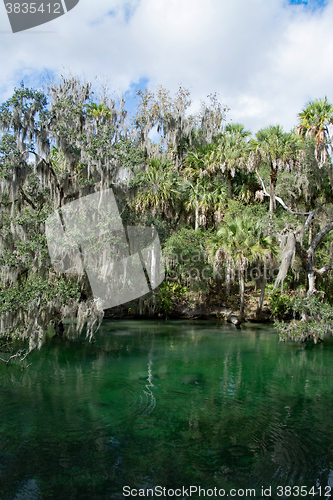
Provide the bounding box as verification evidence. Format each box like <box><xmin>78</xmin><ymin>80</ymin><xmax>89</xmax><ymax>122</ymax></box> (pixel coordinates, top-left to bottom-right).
<box><xmin>1</xmin><ymin>320</ymin><xmax>333</xmax><ymax>499</ymax></box>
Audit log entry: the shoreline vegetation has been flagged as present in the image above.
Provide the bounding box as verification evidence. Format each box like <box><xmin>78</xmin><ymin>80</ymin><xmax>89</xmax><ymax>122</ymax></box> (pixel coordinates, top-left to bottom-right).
<box><xmin>0</xmin><ymin>76</ymin><xmax>333</xmax><ymax>365</ymax></box>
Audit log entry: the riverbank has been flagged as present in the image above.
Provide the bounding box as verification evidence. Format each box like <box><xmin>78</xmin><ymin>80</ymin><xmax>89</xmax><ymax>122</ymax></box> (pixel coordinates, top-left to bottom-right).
<box><xmin>104</xmin><ymin>284</ymin><xmax>274</xmax><ymax>325</ymax></box>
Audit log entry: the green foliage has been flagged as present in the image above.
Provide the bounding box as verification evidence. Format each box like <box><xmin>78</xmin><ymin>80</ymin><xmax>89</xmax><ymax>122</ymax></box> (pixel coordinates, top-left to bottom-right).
<box><xmin>277</xmin><ymin>293</ymin><xmax>333</xmax><ymax>343</ymax></box>
<box><xmin>209</xmin><ymin>214</ymin><xmax>277</xmax><ymax>271</ymax></box>
<box><xmin>267</xmin><ymin>288</ymin><xmax>293</xmax><ymax>318</ymax></box>
<box><xmin>0</xmin><ymin>275</ymin><xmax>80</xmax><ymax>315</ymax></box>
<box><xmin>155</xmin><ymin>281</ymin><xmax>188</xmax><ymax>316</ymax></box>
<box><xmin>253</xmin><ymin>125</ymin><xmax>297</xmax><ymax>166</ymax></box>
<box><xmin>317</xmin><ymin>271</ymin><xmax>333</xmax><ymax>304</ymax></box>
<box><xmin>223</xmin><ymin>199</ymin><xmax>269</xmax><ymax>225</ymax></box>
<box><xmin>233</xmin><ymin>169</ymin><xmax>260</xmax><ymax>203</ymax></box>
<box><xmin>0</xmin><ymin>134</ymin><xmax>21</xmax><ymax>177</ymax></box>
<box><xmin>209</xmin><ymin>122</ymin><xmax>251</xmax><ymax>196</ymax></box>
<box><xmin>130</xmin><ymin>158</ymin><xmax>183</xmax><ymax>218</ymax></box>
<box><xmin>298</xmin><ymin>96</ymin><xmax>333</xmax><ymax>137</ymax></box>
<box><xmin>122</xmin><ymin>208</ymin><xmax>171</xmax><ymax>245</ymax></box>
<box><xmin>0</xmin><ymin>83</ymin><xmax>48</xmax><ymax>131</ymax></box>
<box><xmin>183</xmin><ymin>146</ymin><xmax>228</xmax><ymax>228</ymax></box>
<box><xmin>163</xmin><ymin>228</ymin><xmax>212</xmax><ymax>291</ymax></box>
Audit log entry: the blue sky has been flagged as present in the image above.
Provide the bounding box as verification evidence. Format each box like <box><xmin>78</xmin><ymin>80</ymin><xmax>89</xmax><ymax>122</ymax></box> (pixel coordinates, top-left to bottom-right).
<box><xmin>1</xmin><ymin>0</ymin><xmax>333</xmax><ymax>133</ymax></box>
<box><xmin>288</xmin><ymin>0</ymin><xmax>326</xmax><ymax>7</ymax></box>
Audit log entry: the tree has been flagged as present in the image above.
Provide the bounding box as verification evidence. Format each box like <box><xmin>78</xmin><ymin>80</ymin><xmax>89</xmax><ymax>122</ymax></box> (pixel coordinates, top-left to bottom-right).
<box><xmin>256</xmin><ymin>232</ymin><xmax>279</xmax><ymax>317</ymax></box>
<box><xmin>208</xmin><ymin>216</ymin><xmax>271</xmax><ymax>321</ymax></box>
<box><xmin>278</xmin><ymin>293</ymin><xmax>333</xmax><ymax>343</ymax></box>
<box><xmin>255</xmin><ymin>162</ymin><xmax>333</xmax><ymax>297</ymax></box>
<box><xmin>134</xmin><ymin>87</ymin><xmax>227</xmax><ymax>166</ymax></box>
<box><xmin>163</xmin><ymin>227</ymin><xmax>212</xmax><ymax>292</ymax></box>
<box><xmin>208</xmin><ymin>123</ymin><xmax>251</xmax><ymax>199</ymax></box>
<box><xmin>297</xmin><ymin>96</ymin><xmax>333</xmax><ymax>189</ymax></box>
<box><xmin>252</xmin><ymin>126</ymin><xmax>298</xmax><ymax>214</ymax></box>
<box><xmin>296</xmin><ymin>216</ymin><xmax>333</xmax><ymax>294</ymax></box>
<box><xmin>0</xmin><ymin>78</ymin><xmax>141</xmax><ymax>351</ymax></box>
<box><xmin>130</xmin><ymin>158</ymin><xmax>183</xmax><ymax>222</ymax></box>
<box><xmin>86</xmin><ymin>102</ymin><xmax>112</xmax><ymax>126</ymax></box>
<box><xmin>182</xmin><ymin>148</ymin><xmax>226</xmax><ymax>231</ymax></box>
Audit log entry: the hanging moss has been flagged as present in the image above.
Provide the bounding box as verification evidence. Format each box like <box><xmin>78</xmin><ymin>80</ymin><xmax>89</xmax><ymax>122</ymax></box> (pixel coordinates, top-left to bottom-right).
<box><xmin>0</xmin><ymin>78</ymin><xmax>143</xmax><ymax>351</ymax></box>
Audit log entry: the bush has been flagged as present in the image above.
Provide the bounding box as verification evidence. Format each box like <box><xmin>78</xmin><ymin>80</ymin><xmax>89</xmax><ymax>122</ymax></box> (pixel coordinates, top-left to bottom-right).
<box><xmin>155</xmin><ymin>282</ymin><xmax>188</xmax><ymax>316</ymax></box>
<box><xmin>163</xmin><ymin>228</ymin><xmax>213</xmax><ymax>292</ymax></box>
<box><xmin>276</xmin><ymin>294</ymin><xmax>333</xmax><ymax>343</ymax></box>
<box><xmin>267</xmin><ymin>288</ymin><xmax>293</xmax><ymax>318</ymax></box>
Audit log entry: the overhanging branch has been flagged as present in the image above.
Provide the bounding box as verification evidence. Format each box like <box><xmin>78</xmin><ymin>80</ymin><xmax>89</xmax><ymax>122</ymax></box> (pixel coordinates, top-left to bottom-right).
<box><xmin>256</xmin><ymin>171</ymin><xmax>312</xmax><ymax>216</ymax></box>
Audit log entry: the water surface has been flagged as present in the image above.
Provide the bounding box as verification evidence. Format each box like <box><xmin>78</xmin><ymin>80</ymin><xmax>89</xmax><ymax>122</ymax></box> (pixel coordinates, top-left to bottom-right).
<box><xmin>1</xmin><ymin>320</ymin><xmax>333</xmax><ymax>499</ymax></box>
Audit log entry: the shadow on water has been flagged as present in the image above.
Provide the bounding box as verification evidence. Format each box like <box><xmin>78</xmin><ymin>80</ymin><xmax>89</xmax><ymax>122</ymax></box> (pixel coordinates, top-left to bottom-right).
<box><xmin>1</xmin><ymin>319</ymin><xmax>333</xmax><ymax>498</ymax></box>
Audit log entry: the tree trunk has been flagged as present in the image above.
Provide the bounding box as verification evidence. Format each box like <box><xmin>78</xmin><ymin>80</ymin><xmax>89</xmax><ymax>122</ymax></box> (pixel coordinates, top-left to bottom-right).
<box><xmin>255</xmin><ymin>259</ymin><xmax>261</xmax><ymax>290</ymax></box>
<box><xmin>227</xmin><ymin>172</ymin><xmax>233</xmax><ymax>199</ymax></box>
<box><xmin>326</xmin><ymin>135</ymin><xmax>333</xmax><ymax>190</ymax></box>
<box><xmin>307</xmin><ymin>270</ymin><xmax>317</xmax><ymax>294</ymax></box>
<box><xmin>308</xmin><ymin>225</ymin><xmax>313</xmax><ymax>245</ymax></box>
<box><xmin>269</xmin><ymin>165</ymin><xmax>277</xmax><ymax>214</ymax></box>
<box><xmin>269</xmin><ymin>179</ymin><xmax>275</xmax><ymax>213</ymax></box>
<box><xmin>239</xmin><ymin>269</ymin><xmax>245</xmax><ymax>321</ymax></box>
<box><xmin>195</xmin><ymin>201</ymin><xmax>199</xmax><ymax>231</ymax></box>
<box><xmin>306</xmin><ymin>248</ymin><xmax>317</xmax><ymax>294</ymax></box>
<box><xmin>151</xmin><ymin>244</ymin><xmax>156</xmax><ymax>289</ymax></box>
<box><xmin>295</xmin><ymin>223</ymin><xmax>333</xmax><ymax>295</ymax></box>
<box><xmin>305</xmin><ymin>221</ymin><xmax>333</xmax><ymax>294</ymax></box>
<box><xmin>226</xmin><ymin>264</ymin><xmax>231</xmax><ymax>296</ymax></box>
<box><xmin>257</xmin><ymin>263</ymin><xmax>267</xmax><ymax>316</ymax></box>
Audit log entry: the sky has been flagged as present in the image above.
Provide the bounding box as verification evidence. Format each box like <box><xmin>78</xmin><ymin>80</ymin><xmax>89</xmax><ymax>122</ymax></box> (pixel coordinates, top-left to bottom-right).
<box><xmin>0</xmin><ymin>0</ymin><xmax>332</xmax><ymax>134</ymax></box>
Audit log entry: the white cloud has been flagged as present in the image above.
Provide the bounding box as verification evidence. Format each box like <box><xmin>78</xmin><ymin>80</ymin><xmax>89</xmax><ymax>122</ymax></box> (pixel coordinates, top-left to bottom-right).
<box><xmin>0</xmin><ymin>0</ymin><xmax>332</xmax><ymax>134</ymax></box>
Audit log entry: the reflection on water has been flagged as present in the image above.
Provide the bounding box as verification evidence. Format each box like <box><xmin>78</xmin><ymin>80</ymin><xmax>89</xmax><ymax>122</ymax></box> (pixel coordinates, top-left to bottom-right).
<box><xmin>1</xmin><ymin>320</ymin><xmax>333</xmax><ymax>499</ymax></box>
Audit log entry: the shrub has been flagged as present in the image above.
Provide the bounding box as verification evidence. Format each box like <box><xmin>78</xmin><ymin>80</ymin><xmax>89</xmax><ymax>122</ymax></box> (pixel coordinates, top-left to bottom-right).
<box><xmin>155</xmin><ymin>282</ymin><xmax>188</xmax><ymax>316</ymax></box>
<box><xmin>276</xmin><ymin>294</ymin><xmax>333</xmax><ymax>343</ymax></box>
<box><xmin>267</xmin><ymin>288</ymin><xmax>293</xmax><ymax>319</ymax></box>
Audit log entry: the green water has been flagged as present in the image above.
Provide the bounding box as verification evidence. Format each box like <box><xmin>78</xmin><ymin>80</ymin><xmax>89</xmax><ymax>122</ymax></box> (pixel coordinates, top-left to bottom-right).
<box><xmin>1</xmin><ymin>320</ymin><xmax>333</xmax><ymax>499</ymax></box>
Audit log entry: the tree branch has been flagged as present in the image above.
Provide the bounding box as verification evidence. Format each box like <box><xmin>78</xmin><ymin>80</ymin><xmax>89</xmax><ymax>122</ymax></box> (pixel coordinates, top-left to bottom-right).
<box><xmin>28</xmin><ymin>151</ymin><xmax>60</xmax><ymax>186</ymax></box>
<box><xmin>0</xmin><ymin>348</ymin><xmax>32</xmax><ymax>369</ymax></box>
<box><xmin>316</xmin><ymin>264</ymin><xmax>333</xmax><ymax>275</ymax></box>
<box><xmin>304</xmin><ymin>210</ymin><xmax>317</xmax><ymax>227</ymax></box>
<box><xmin>19</xmin><ymin>187</ymin><xmax>37</xmax><ymax>210</ymax></box>
<box><xmin>0</xmin><ymin>200</ymin><xmax>12</xmax><ymax>207</ymax></box>
<box><xmin>308</xmin><ymin>221</ymin><xmax>333</xmax><ymax>258</ymax></box>
<box><xmin>256</xmin><ymin>171</ymin><xmax>312</xmax><ymax>215</ymax></box>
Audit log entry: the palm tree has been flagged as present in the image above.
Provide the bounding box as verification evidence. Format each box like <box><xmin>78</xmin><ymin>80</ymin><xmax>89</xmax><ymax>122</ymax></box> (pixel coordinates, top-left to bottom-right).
<box><xmin>208</xmin><ymin>216</ymin><xmax>270</xmax><ymax>321</ymax></box>
<box><xmin>184</xmin><ymin>175</ymin><xmax>227</xmax><ymax>231</ymax></box>
<box><xmin>131</xmin><ymin>158</ymin><xmax>183</xmax><ymax>220</ymax></box>
<box><xmin>183</xmin><ymin>149</ymin><xmax>227</xmax><ymax>230</ymax></box>
<box><xmin>183</xmin><ymin>150</ymin><xmax>209</xmax><ymax>231</ymax></box>
<box><xmin>208</xmin><ymin>123</ymin><xmax>251</xmax><ymax>199</ymax></box>
<box><xmin>87</xmin><ymin>103</ymin><xmax>111</xmax><ymax>125</ymax></box>
<box><xmin>297</xmin><ymin>96</ymin><xmax>333</xmax><ymax>189</ymax></box>
<box><xmin>252</xmin><ymin>125</ymin><xmax>297</xmax><ymax>214</ymax></box>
